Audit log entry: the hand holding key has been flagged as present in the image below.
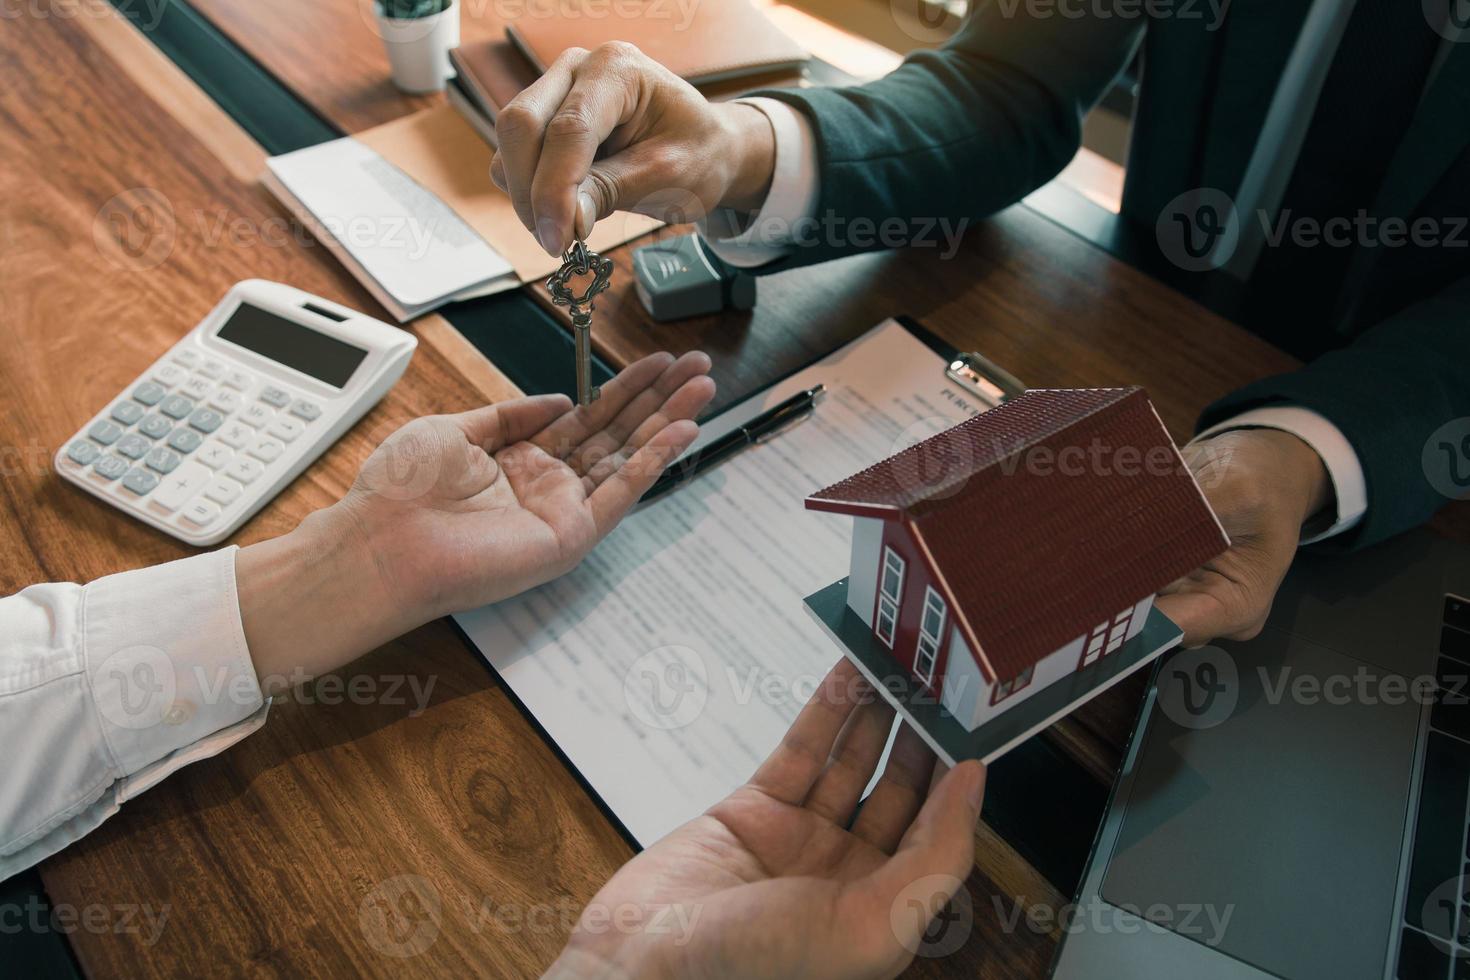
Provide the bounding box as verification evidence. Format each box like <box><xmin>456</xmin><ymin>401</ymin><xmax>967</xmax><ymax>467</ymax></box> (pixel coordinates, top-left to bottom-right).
<box><xmin>489</xmin><ymin>42</ymin><xmax>775</xmax><ymax>256</ymax></box>
<box><xmin>547</xmin><ymin>239</ymin><xmax>614</xmax><ymax>407</ymax></box>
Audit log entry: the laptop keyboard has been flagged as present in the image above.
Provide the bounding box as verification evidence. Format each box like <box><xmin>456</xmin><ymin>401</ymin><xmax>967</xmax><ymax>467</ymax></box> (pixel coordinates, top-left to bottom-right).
<box><xmin>1399</xmin><ymin>595</ymin><xmax>1470</xmax><ymax>979</ymax></box>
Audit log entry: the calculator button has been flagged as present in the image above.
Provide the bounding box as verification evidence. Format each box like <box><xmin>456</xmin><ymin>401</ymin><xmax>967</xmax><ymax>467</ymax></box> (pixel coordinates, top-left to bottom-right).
<box><xmin>181</xmin><ymin>499</ymin><xmax>220</xmax><ymax>527</ymax></box>
<box><xmin>159</xmin><ymin>395</ymin><xmax>194</xmax><ymax>419</ymax></box>
<box><xmin>289</xmin><ymin>400</ymin><xmax>322</xmax><ymax>422</ymax></box>
<box><xmin>223</xmin><ymin>457</ymin><xmax>264</xmax><ymax>485</ymax></box>
<box><xmin>122</xmin><ymin>468</ymin><xmax>160</xmax><ymax>496</ymax></box>
<box><xmin>152</xmin><ymin>462</ymin><xmax>212</xmax><ymax>511</ymax></box>
<box><xmin>145</xmin><ymin>447</ymin><xmax>182</xmax><ymax>474</ymax></box>
<box><xmin>259</xmin><ymin>386</ymin><xmax>291</xmax><ymax>408</ymax></box>
<box><xmin>115</xmin><ymin>433</ymin><xmax>149</xmax><ymax>460</ymax></box>
<box><xmin>223</xmin><ymin>369</ymin><xmax>253</xmax><ymax>391</ymax></box>
<box><xmin>198</xmin><ymin>360</ymin><xmax>226</xmax><ymax>380</ymax></box>
<box><xmin>132</xmin><ymin>382</ymin><xmax>166</xmax><ymax>406</ymax></box>
<box><xmin>181</xmin><ymin>377</ymin><xmax>213</xmax><ymax>401</ymax></box>
<box><xmin>217</xmin><ymin>423</ymin><xmax>252</xmax><ymax>450</ymax></box>
<box><xmin>138</xmin><ymin>415</ymin><xmax>173</xmax><ymax>440</ymax></box>
<box><xmin>167</xmin><ymin>428</ymin><xmax>203</xmax><ymax>454</ymax></box>
<box><xmin>248</xmin><ymin>438</ymin><xmax>285</xmax><ymax>463</ymax></box>
<box><xmin>267</xmin><ymin>417</ymin><xmax>305</xmax><ymax>443</ymax></box>
<box><xmin>110</xmin><ymin>402</ymin><xmax>144</xmax><ymax>426</ymax></box>
<box><xmin>152</xmin><ymin>364</ymin><xmax>188</xmax><ymax>388</ymax></box>
<box><xmin>240</xmin><ymin>404</ymin><xmax>274</xmax><ymax>428</ymax></box>
<box><xmin>172</xmin><ymin>349</ymin><xmax>200</xmax><ymax>368</ymax></box>
<box><xmin>66</xmin><ymin>441</ymin><xmax>100</xmax><ymax>466</ymax></box>
<box><xmin>87</xmin><ymin>420</ymin><xmax>123</xmax><ymax>446</ymax></box>
<box><xmin>208</xmin><ymin>389</ymin><xmax>242</xmax><ymax>414</ymax></box>
<box><xmin>203</xmin><ymin>478</ymin><xmax>242</xmax><ymax>506</ymax></box>
<box><xmin>93</xmin><ymin>455</ymin><xmax>129</xmax><ymax>481</ymax></box>
<box><xmin>196</xmin><ymin>444</ymin><xmax>234</xmax><ymax>469</ymax></box>
<box><xmin>188</xmin><ymin>409</ymin><xmax>225</xmax><ymax>434</ymax></box>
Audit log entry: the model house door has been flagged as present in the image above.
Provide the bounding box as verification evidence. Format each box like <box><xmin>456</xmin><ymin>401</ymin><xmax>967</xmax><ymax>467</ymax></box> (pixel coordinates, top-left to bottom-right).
<box><xmin>876</xmin><ymin>546</ymin><xmax>904</xmax><ymax>649</ymax></box>
<box><xmin>914</xmin><ymin>587</ymin><xmax>947</xmax><ymax>687</ymax></box>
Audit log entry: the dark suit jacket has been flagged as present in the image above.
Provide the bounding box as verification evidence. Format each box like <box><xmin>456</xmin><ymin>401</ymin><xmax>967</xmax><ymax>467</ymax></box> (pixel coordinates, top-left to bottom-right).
<box><xmin>752</xmin><ymin>1</ymin><xmax>1470</xmax><ymax>550</ymax></box>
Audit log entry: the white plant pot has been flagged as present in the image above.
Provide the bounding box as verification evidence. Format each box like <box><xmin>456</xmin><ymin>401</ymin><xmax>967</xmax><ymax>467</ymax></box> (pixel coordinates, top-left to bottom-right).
<box><xmin>375</xmin><ymin>0</ymin><xmax>460</xmax><ymax>94</ymax></box>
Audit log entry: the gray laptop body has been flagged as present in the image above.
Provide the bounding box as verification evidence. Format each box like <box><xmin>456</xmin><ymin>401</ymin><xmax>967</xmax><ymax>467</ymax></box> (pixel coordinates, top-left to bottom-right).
<box><xmin>1051</xmin><ymin>531</ymin><xmax>1470</xmax><ymax>980</ymax></box>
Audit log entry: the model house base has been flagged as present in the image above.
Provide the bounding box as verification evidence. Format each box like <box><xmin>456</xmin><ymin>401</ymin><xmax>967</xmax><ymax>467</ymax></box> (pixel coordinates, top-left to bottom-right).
<box><xmin>803</xmin><ymin>578</ymin><xmax>1185</xmax><ymax>765</ymax></box>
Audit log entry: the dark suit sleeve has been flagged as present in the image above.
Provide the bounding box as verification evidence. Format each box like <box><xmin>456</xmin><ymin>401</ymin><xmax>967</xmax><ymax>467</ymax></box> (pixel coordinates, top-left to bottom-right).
<box><xmin>1199</xmin><ymin>275</ymin><xmax>1470</xmax><ymax>550</ymax></box>
<box><xmin>745</xmin><ymin>5</ymin><xmax>1144</xmax><ymax>271</ymax></box>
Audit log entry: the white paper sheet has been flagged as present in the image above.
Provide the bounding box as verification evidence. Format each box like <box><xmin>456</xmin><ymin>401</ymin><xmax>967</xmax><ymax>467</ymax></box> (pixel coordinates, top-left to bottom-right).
<box><xmin>454</xmin><ymin>319</ymin><xmax>982</xmax><ymax>845</ymax></box>
<box><xmin>266</xmin><ymin>138</ymin><xmax>514</xmax><ymax>310</ymax></box>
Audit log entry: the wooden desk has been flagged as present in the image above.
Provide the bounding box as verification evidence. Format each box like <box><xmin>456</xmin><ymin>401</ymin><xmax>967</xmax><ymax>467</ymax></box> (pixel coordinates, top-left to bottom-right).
<box><xmin>172</xmin><ymin>0</ymin><xmax>1303</xmax><ymax>771</ymax></box>
<box><xmin>6</xmin><ymin>3</ymin><xmax>1329</xmax><ymax>978</ymax></box>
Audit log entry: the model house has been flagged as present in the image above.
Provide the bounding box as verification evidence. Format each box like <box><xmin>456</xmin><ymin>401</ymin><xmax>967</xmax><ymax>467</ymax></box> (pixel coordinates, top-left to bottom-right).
<box><xmin>804</xmin><ymin>387</ymin><xmax>1228</xmax><ymax>733</ymax></box>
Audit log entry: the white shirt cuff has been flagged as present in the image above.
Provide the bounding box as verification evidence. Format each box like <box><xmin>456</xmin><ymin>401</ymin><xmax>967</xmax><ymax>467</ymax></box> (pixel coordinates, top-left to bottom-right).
<box><xmin>700</xmin><ymin>97</ymin><xmax>820</xmax><ymax>269</ymax></box>
<box><xmin>1193</xmin><ymin>406</ymin><xmax>1368</xmax><ymax>544</ymax></box>
<box><xmin>85</xmin><ymin>548</ymin><xmax>268</xmax><ymax>793</ymax></box>
<box><xmin>0</xmin><ymin>549</ymin><xmax>268</xmax><ymax>881</ymax></box>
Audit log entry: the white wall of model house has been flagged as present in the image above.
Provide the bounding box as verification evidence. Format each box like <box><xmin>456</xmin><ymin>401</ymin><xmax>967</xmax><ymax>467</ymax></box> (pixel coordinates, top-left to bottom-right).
<box><xmin>940</xmin><ymin>594</ymin><xmax>1153</xmax><ymax>731</ymax></box>
<box><xmin>845</xmin><ymin>517</ymin><xmax>883</xmax><ymax>620</ymax></box>
<box><xmin>843</xmin><ymin>516</ymin><xmax>1153</xmax><ymax>732</ymax></box>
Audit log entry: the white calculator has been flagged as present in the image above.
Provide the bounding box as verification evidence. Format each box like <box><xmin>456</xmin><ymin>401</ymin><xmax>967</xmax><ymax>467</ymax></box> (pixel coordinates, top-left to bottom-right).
<box><xmin>55</xmin><ymin>280</ymin><xmax>417</xmax><ymax>546</ymax></box>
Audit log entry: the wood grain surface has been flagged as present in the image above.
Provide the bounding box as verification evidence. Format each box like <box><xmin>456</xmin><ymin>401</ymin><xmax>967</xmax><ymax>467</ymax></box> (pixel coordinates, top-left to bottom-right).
<box><xmin>12</xmin><ymin>2</ymin><xmax>1433</xmax><ymax>978</ymax></box>
<box><xmin>5</xmin><ymin>7</ymin><xmax>626</xmax><ymax>979</ymax></box>
<box><xmin>180</xmin><ymin>0</ymin><xmax>1307</xmax><ymax>782</ymax></box>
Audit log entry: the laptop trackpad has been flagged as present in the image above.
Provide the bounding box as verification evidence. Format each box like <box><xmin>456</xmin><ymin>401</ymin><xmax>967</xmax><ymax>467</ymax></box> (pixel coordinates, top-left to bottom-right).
<box><xmin>1101</xmin><ymin>626</ymin><xmax>1423</xmax><ymax>979</ymax></box>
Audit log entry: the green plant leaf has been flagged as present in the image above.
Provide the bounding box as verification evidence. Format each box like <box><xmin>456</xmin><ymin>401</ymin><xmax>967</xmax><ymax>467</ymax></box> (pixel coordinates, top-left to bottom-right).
<box><xmin>379</xmin><ymin>0</ymin><xmax>450</xmax><ymax>20</ymax></box>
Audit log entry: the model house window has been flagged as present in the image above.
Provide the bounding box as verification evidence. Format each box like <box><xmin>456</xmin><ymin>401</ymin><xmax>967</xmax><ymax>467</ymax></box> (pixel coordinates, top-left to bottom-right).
<box><xmin>876</xmin><ymin>547</ymin><xmax>905</xmax><ymax>647</ymax></box>
<box><xmin>914</xmin><ymin>587</ymin><xmax>946</xmax><ymax>686</ymax></box>
<box><xmin>991</xmin><ymin>665</ymin><xmax>1034</xmax><ymax>705</ymax></box>
<box><xmin>1107</xmin><ymin>607</ymin><xmax>1134</xmax><ymax>653</ymax></box>
<box><xmin>1080</xmin><ymin>621</ymin><xmax>1109</xmax><ymax>668</ymax></box>
<box><xmin>1079</xmin><ymin>607</ymin><xmax>1136</xmax><ymax>669</ymax></box>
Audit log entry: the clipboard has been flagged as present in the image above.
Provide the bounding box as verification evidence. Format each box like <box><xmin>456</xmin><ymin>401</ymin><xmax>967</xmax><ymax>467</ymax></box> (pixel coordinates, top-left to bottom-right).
<box><xmin>887</xmin><ymin>314</ymin><xmax>1027</xmax><ymax>408</ymax></box>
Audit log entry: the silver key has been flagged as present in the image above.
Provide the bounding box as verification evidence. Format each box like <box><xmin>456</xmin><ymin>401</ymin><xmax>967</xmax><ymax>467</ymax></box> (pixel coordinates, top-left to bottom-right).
<box><xmin>546</xmin><ymin>240</ymin><xmax>613</xmax><ymax>407</ymax></box>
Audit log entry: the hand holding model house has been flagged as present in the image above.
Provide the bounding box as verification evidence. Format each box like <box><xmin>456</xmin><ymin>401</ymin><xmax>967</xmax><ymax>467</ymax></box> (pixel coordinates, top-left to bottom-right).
<box><xmin>804</xmin><ymin>387</ymin><xmax>1231</xmax><ymax>762</ymax></box>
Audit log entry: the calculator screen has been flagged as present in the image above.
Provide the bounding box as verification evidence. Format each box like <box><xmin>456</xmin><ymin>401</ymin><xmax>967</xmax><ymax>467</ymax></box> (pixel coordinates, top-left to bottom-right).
<box><xmin>215</xmin><ymin>303</ymin><xmax>369</xmax><ymax>388</ymax></box>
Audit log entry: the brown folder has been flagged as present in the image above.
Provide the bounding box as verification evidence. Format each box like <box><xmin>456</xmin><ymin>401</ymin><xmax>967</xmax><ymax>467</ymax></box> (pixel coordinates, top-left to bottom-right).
<box><xmin>352</xmin><ymin>104</ymin><xmax>661</xmax><ymax>281</ymax></box>
<box><xmin>449</xmin><ymin>40</ymin><xmax>540</xmax><ymax>122</ymax></box>
<box><xmin>504</xmin><ymin>0</ymin><xmax>807</xmax><ymax>86</ymax></box>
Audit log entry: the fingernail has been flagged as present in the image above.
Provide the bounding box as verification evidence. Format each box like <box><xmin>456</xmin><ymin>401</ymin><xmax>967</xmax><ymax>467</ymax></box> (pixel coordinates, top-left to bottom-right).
<box><xmin>536</xmin><ymin>217</ymin><xmax>562</xmax><ymax>257</ymax></box>
<box><xmin>964</xmin><ymin>762</ymin><xmax>986</xmax><ymax>812</ymax></box>
<box><xmin>576</xmin><ymin>190</ymin><xmax>597</xmax><ymax>239</ymax></box>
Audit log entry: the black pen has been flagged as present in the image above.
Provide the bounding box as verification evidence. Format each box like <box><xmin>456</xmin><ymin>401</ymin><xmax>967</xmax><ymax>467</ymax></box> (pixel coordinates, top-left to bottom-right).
<box><xmin>640</xmin><ymin>384</ymin><xmax>827</xmax><ymax>503</ymax></box>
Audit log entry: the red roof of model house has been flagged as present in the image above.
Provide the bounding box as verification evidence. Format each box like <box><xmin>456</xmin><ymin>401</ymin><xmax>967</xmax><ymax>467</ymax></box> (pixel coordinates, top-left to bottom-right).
<box><xmin>805</xmin><ymin>387</ymin><xmax>1228</xmax><ymax>682</ymax></box>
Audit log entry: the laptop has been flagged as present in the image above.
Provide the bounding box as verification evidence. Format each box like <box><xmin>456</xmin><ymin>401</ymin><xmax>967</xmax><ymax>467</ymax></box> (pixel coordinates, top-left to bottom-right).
<box><xmin>1051</xmin><ymin>529</ymin><xmax>1470</xmax><ymax>979</ymax></box>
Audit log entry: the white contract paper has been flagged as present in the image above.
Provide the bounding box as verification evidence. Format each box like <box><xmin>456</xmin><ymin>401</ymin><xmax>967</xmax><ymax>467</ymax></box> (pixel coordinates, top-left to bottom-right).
<box><xmin>454</xmin><ymin>319</ymin><xmax>981</xmax><ymax>846</ymax></box>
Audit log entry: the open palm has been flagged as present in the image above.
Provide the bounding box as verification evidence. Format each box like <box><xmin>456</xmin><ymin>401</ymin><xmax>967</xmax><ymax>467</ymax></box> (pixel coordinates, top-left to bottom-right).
<box><xmin>550</xmin><ymin>660</ymin><xmax>988</xmax><ymax>980</ymax></box>
<box><xmin>340</xmin><ymin>351</ymin><xmax>715</xmax><ymax>619</ymax></box>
